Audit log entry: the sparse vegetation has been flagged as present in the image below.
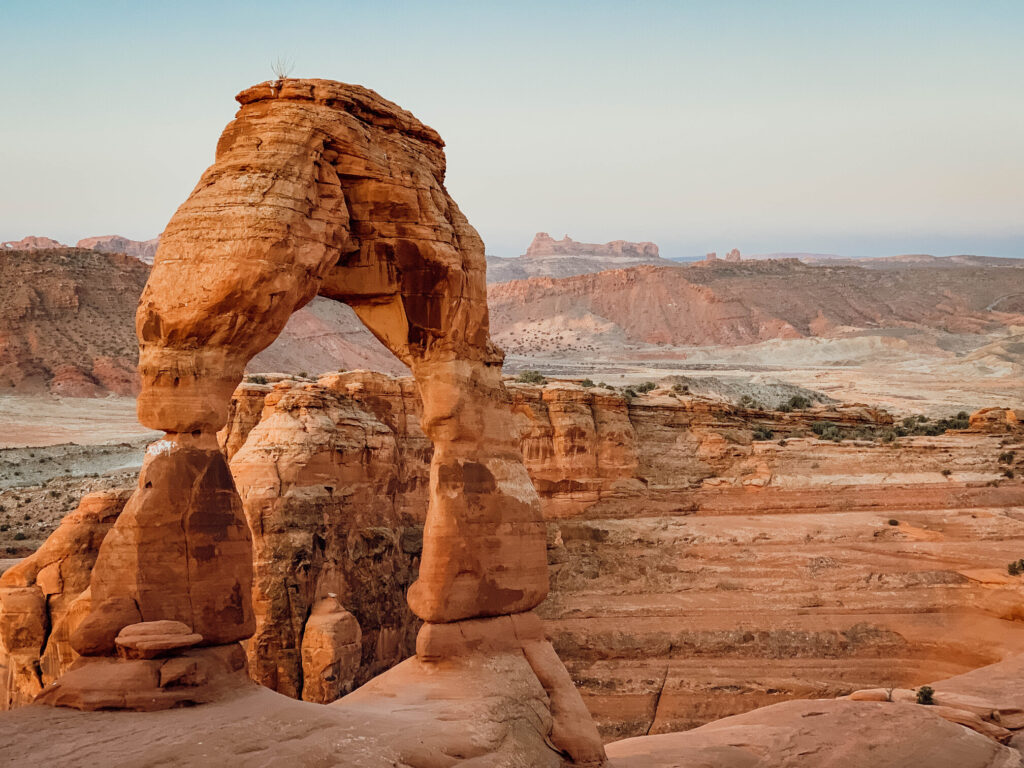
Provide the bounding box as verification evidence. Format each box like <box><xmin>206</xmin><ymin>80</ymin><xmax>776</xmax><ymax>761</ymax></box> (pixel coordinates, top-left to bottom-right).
<box><xmin>580</xmin><ymin>379</ymin><xmax>595</xmax><ymax>388</ymax></box>
<box><xmin>999</xmin><ymin>452</ymin><xmax>1015</xmax><ymax>465</ymax></box>
<box><xmin>635</xmin><ymin>381</ymin><xmax>657</xmax><ymax>394</ymax></box>
<box><xmin>1007</xmin><ymin>559</ymin><xmax>1024</xmax><ymax>576</ymax></box>
<box><xmin>12</xmin><ymin>532</ymin><xmax>26</xmax><ymax>541</ymax></box>
<box><xmin>1003</xmin><ymin>468</ymin><xmax>1015</xmax><ymax>479</ymax></box>
<box><xmin>752</xmin><ymin>427</ymin><xmax>774</xmax><ymax>441</ymax></box>
<box><xmin>940</xmin><ymin>468</ymin><xmax>952</xmax><ymax>477</ymax></box>
<box><xmin>672</xmin><ymin>383</ymin><xmax>689</xmax><ymax>394</ymax></box>
<box><xmin>812</xmin><ymin>421</ymin><xmax>842</xmax><ymax>441</ymax></box>
<box><xmin>916</xmin><ymin>685</ymin><xmax>935</xmax><ymax>705</ymax></box>
<box><xmin>517</xmin><ymin>370</ymin><xmax>547</xmax><ymax>384</ymax></box>
<box><xmin>247</xmin><ymin>374</ymin><xmax>269</xmax><ymax>385</ymax></box>
<box><xmin>621</xmin><ymin>387</ymin><xmax>637</xmax><ymax>400</ymax></box>
<box><xmin>888</xmin><ymin>519</ymin><xmax>899</xmax><ymax>526</ymax></box>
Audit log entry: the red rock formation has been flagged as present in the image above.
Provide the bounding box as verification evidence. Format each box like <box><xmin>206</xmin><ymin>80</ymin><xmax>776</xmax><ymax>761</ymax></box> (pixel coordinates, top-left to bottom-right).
<box><xmin>33</xmin><ymin>78</ymin><xmax>602</xmax><ymax>764</ymax></box>
<box><xmin>0</xmin><ymin>490</ymin><xmax>129</xmax><ymax>708</ymax></box>
<box><xmin>969</xmin><ymin>407</ymin><xmax>1022</xmax><ymax>433</ymax></box>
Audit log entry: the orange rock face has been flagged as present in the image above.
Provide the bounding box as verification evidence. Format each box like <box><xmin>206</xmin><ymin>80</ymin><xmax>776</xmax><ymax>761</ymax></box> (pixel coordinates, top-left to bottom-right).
<box><xmin>39</xmin><ymin>80</ymin><xmax>576</xmax><ymax>749</ymax></box>
<box><xmin>133</xmin><ymin>78</ymin><xmax>547</xmax><ymax>624</ymax></box>
<box><xmin>0</xmin><ymin>490</ymin><xmax>129</xmax><ymax>708</ymax></box>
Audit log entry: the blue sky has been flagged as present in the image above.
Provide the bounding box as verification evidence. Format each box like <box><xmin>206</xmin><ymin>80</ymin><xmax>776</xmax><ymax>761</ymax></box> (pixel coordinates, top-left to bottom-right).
<box><xmin>2</xmin><ymin>0</ymin><xmax>1022</xmax><ymax>258</ymax></box>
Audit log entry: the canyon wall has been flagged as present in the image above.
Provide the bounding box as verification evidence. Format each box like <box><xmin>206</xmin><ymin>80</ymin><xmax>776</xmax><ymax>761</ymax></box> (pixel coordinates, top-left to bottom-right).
<box><xmin>10</xmin><ymin>372</ymin><xmax>1018</xmax><ymax>737</ymax></box>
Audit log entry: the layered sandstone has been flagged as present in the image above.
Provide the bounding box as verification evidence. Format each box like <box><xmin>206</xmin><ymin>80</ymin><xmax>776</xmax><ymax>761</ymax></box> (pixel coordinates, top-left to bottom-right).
<box><xmin>1</xmin><ymin>236</ymin><xmax>66</xmax><ymax>250</ymax></box>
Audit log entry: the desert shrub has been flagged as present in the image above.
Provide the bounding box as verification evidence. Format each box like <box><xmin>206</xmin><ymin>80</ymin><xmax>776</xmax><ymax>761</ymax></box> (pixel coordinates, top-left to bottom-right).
<box><xmin>812</xmin><ymin>421</ymin><xmax>842</xmax><ymax>441</ymax></box>
<box><xmin>878</xmin><ymin>430</ymin><xmax>897</xmax><ymax>443</ymax></box>
<box><xmin>1003</xmin><ymin>468</ymin><xmax>1015</xmax><ymax>479</ymax></box>
<box><xmin>517</xmin><ymin>370</ymin><xmax>546</xmax><ymax>384</ymax></box>
<box><xmin>0</xmin><ymin>524</ymin><xmax>8</xmax><ymax>532</ymax></box>
<box><xmin>916</xmin><ymin>686</ymin><xmax>935</xmax><ymax>705</ymax></box>
<box><xmin>999</xmin><ymin>452</ymin><xmax>1015</xmax><ymax>465</ymax></box>
<box><xmin>600</xmin><ymin>382</ymin><xmax>615</xmax><ymax>389</ymax></box>
<box><xmin>1009</xmin><ymin>562</ymin><xmax>1021</xmax><ymax>576</ymax></box>
<box><xmin>752</xmin><ymin>427</ymin><xmax>774</xmax><ymax>441</ymax></box>
<box><xmin>888</xmin><ymin>519</ymin><xmax>899</xmax><ymax>526</ymax></box>
<box><xmin>636</xmin><ymin>381</ymin><xmax>657</xmax><ymax>394</ymax></box>
<box><xmin>672</xmin><ymin>383</ymin><xmax>689</xmax><ymax>394</ymax></box>
<box><xmin>247</xmin><ymin>374</ymin><xmax>268</xmax><ymax>385</ymax></box>
<box><xmin>298</xmin><ymin>371</ymin><xmax>309</xmax><ymax>379</ymax></box>
<box><xmin>940</xmin><ymin>468</ymin><xmax>952</xmax><ymax>476</ymax></box>
<box><xmin>778</xmin><ymin>403</ymin><xmax>792</xmax><ymax>413</ymax></box>
<box><xmin>12</xmin><ymin>532</ymin><xmax>26</xmax><ymax>541</ymax></box>
<box><xmin>621</xmin><ymin>387</ymin><xmax>637</xmax><ymax>400</ymax></box>
<box><xmin>786</xmin><ymin>395</ymin><xmax>812</xmax><ymax>410</ymax></box>
<box><xmin>580</xmin><ymin>379</ymin><xmax>595</xmax><ymax>388</ymax></box>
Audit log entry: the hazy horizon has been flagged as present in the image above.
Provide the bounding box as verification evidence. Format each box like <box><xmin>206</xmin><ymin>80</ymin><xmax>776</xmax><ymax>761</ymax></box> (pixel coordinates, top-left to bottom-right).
<box><xmin>3</xmin><ymin>0</ymin><xmax>1023</xmax><ymax>259</ymax></box>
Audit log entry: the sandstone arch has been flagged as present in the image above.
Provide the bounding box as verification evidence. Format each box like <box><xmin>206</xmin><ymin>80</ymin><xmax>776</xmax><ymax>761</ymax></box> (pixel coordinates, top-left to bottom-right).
<box><xmin>43</xmin><ymin>80</ymin><xmax>553</xmax><ymax>709</ymax></box>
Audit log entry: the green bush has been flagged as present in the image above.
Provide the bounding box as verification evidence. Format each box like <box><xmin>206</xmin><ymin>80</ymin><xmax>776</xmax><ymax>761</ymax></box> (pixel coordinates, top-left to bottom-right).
<box><xmin>752</xmin><ymin>427</ymin><xmax>774</xmax><ymax>441</ymax></box>
<box><xmin>786</xmin><ymin>395</ymin><xmax>812</xmax><ymax>410</ymax></box>
<box><xmin>247</xmin><ymin>374</ymin><xmax>268</xmax><ymax>385</ymax></box>
<box><xmin>517</xmin><ymin>370</ymin><xmax>546</xmax><ymax>384</ymax></box>
<box><xmin>580</xmin><ymin>379</ymin><xmax>595</xmax><ymax>388</ymax></box>
<box><xmin>672</xmin><ymin>383</ymin><xmax>689</xmax><ymax>394</ymax></box>
<box><xmin>12</xmin><ymin>532</ymin><xmax>26</xmax><ymax>541</ymax></box>
<box><xmin>916</xmin><ymin>686</ymin><xmax>935</xmax><ymax>705</ymax></box>
<box><xmin>812</xmin><ymin>421</ymin><xmax>842</xmax><ymax>441</ymax></box>
<box><xmin>621</xmin><ymin>387</ymin><xmax>637</xmax><ymax>400</ymax></box>
<box><xmin>636</xmin><ymin>381</ymin><xmax>657</xmax><ymax>394</ymax></box>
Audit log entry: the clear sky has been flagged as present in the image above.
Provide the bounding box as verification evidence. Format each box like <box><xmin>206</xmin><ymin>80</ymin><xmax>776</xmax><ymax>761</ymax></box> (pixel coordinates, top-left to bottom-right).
<box><xmin>2</xmin><ymin>0</ymin><xmax>1022</xmax><ymax>258</ymax></box>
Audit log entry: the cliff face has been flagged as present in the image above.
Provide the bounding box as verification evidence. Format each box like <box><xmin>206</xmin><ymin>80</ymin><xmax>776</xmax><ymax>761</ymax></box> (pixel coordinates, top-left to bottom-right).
<box><xmin>0</xmin><ymin>248</ymin><xmax>148</xmax><ymax>396</ymax></box>
<box><xmin>4</xmin><ymin>373</ymin><xmax>1022</xmax><ymax>738</ymax></box>
<box><xmin>216</xmin><ymin>374</ymin><xmax>1024</xmax><ymax>735</ymax></box>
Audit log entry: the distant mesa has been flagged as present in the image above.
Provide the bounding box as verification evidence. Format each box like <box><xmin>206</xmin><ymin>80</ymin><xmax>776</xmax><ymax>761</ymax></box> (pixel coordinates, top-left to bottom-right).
<box><xmin>1</xmin><ymin>234</ymin><xmax>160</xmax><ymax>264</ymax></box>
<box><xmin>76</xmin><ymin>235</ymin><xmax>160</xmax><ymax>264</ymax></box>
<box><xmin>488</xmin><ymin>231</ymin><xmax>676</xmax><ymax>282</ymax></box>
<box><xmin>524</xmin><ymin>232</ymin><xmax>660</xmax><ymax>259</ymax></box>
<box><xmin>1</xmin><ymin>236</ymin><xmax>66</xmax><ymax>250</ymax></box>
